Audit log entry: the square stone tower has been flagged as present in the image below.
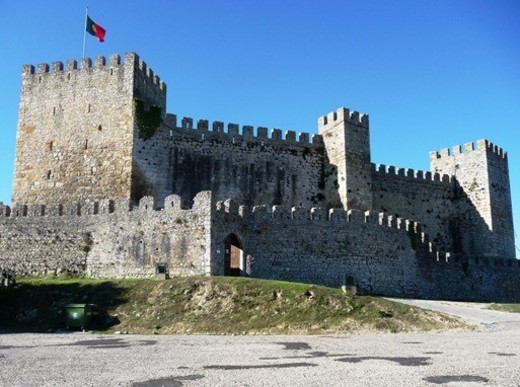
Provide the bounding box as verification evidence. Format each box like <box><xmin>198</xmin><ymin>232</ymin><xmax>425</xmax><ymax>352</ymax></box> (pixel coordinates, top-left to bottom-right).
<box><xmin>12</xmin><ymin>52</ymin><xmax>166</xmax><ymax>206</ymax></box>
<box><xmin>430</xmin><ymin>140</ymin><xmax>515</xmax><ymax>258</ymax></box>
<box><xmin>318</xmin><ymin>107</ymin><xmax>372</xmax><ymax>211</ymax></box>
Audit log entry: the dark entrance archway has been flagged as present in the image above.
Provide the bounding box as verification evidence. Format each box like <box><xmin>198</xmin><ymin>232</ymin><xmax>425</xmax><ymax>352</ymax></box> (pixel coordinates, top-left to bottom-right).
<box><xmin>224</xmin><ymin>233</ymin><xmax>243</xmax><ymax>276</ymax></box>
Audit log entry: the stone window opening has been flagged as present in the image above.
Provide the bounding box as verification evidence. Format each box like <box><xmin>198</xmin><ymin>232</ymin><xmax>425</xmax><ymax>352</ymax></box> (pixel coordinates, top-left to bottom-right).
<box><xmin>155</xmin><ymin>263</ymin><xmax>169</xmax><ymax>280</ymax></box>
<box><xmin>84</xmin><ymin>139</ymin><xmax>88</xmax><ymax>150</ymax></box>
<box><xmin>46</xmin><ymin>170</ymin><xmax>52</xmax><ymax>180</ymax></box>
<box><xmin>53</xmin><ymin>107</ymin><xmax>56</xmax><ymax>116</ymax></box>
<box><xmin>67</xmin><ymin>73</ymin><xmax>71</xmax><ymax>80</ymax></box>
<box><xmin>110</xmin><ymin>69</ymin><xmax>113</xmax><ymax>75</ymax></box>
<box><xmin>38</xmin><ymin>76</ymin><xmax>42</xmax><ymax>83</ymax></box>
<box><xmin>87</xmin><ymin>104</ymin><xmax>91</xmax><ymax>113</ymax></box>
<box><xmin>48</xmin><ymin>141</ymin><xmax>53</xmax><ymax>151</ymax></box>
<box><xmin>98</xmin><ymin>125</ymin><xmax>102</xmax><ymax>131</ymax></box>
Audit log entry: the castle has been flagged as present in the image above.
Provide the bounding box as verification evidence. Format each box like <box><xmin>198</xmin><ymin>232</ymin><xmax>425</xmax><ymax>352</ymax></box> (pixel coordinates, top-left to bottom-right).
<box><xmin>0</xmin><ymin>52</ymin><xmax>517</xmax><ymax>301</ymax></box>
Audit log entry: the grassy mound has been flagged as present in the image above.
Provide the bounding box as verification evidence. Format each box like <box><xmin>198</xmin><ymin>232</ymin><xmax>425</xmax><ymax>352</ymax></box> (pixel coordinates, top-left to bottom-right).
<box><xmin>0</xmin><ymin>277</ymin><xmax>467</xmax><ymax>334</ymax></box>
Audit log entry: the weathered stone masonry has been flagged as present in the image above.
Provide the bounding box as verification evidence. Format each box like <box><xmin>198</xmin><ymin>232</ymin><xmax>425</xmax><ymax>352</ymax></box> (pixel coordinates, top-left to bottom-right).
<box><xmin>1</xmin><ymin>52</ymin><xmax>517</xmax><ymax>301</ymax></box>
<box><xmin>0</xmin><ymin>192</ymin><xmax>211</xmax><ymax>279</ymax></box>
<box><xmin>211</xmin><ymin>199</ymin><xmax>520</xmax><ymax>301</ymax></box>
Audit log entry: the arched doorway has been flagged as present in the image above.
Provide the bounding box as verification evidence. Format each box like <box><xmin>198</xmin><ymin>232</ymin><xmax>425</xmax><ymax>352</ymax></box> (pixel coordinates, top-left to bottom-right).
<box><xmin>224</xmin><ymin>233</ymin><xmax>243</xmax><ymax>276</ymax></box>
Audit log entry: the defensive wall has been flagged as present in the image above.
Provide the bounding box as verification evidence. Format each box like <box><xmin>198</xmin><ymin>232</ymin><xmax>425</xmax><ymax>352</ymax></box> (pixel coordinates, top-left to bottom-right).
<box><xmin>1</xmin><ymin>191</ymin><xmax>518</xmax><ymax>301</ymax></box>
<box><xmin>0</xmin><ymin>192</ymin><xmax>212</xmax><ymax>279</ymax></box>
<box><xmin>133</xmin><ymin>111</ymin><xmax>340</xmax><ymax>209</ymax></box>
<box><xmin>211</xmin><ymin>199</ymin><xmax>520</xmax><ymax>301</ymax></box>
<box><xmin>371</xmin><ymin>138</ymin><xmax>514</xmax><ymax>258</ymax></box>
<box><xmin>371</xmin><ymin>163</ymin><xmax>456</xmax><ymax>249</ymax></box>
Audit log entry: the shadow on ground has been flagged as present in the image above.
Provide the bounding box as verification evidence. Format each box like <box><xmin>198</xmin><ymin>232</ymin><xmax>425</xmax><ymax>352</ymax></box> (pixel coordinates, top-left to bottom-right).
<box><xmin>0</xmin><ymin>280</ymin><xmax>126</xmax><ymax>333</ymax></box>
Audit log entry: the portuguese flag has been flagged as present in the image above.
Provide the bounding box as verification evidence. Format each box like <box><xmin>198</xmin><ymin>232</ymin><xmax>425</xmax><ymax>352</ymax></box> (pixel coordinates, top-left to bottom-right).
<box><xmin>86</xmin><ymin>15</ymin><xmax>106</xmax><ymax>42</ymax></box>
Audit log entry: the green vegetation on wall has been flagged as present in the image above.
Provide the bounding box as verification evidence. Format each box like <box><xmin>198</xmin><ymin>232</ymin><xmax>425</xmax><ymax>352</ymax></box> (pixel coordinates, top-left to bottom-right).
<box><xmin>135</xmin><ymin>99</ymin><xmax>162</xmax><ymax>140</ymax></box>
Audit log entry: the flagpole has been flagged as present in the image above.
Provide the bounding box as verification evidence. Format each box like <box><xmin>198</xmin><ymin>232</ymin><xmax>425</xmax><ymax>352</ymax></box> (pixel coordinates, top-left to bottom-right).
<box><xmin>82</xmin><ymin>7</ymin><xmax>88</xmax><ymax>58</ymax></box>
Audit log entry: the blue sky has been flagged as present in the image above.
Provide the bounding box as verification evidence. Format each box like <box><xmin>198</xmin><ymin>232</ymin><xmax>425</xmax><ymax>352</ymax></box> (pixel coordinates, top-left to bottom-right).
<box><xmin>0</xmin><ymin>1</ymin><xmax>519</xmax><ymax>257</ymax></box>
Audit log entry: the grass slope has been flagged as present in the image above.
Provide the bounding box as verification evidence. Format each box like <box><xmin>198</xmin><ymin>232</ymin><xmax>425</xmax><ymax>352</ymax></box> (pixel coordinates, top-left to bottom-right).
<box><xmin>0</xmin><ymin>277</ymin><xmax>467</xmax><ymax>334</ymax></box>
<box><xmin>487</xmin><ymin>303</ymin><xmax>520</xmax><ymax>313</ymax></box>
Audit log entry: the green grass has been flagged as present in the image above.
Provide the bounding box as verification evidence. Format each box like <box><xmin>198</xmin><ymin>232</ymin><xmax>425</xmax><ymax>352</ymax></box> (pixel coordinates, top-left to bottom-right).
<box><xmin>487</xmin><ymin>303</ymin><xmax>520</xmax><ymax>313</ymax></box>
<box><xmin>0</xmin><ymin>276</ymin><xmax>467</xmax><ymax>334</ymax></box>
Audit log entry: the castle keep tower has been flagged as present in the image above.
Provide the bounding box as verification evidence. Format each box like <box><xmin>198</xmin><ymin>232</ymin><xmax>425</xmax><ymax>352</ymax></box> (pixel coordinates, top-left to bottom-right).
<box><xmin>319</xmin><ymin>107</ymin><xmax>372</xmax><ymax>211</ymax></box>
<box><xmin>430</xmin><ymin>140</ymin><xmax>515</xmax><ymax>258</ymax></box>
<box><xmin>12</xmin><ymin>52</ymin><xmax>166</xmax><ymax>206</ymax></box>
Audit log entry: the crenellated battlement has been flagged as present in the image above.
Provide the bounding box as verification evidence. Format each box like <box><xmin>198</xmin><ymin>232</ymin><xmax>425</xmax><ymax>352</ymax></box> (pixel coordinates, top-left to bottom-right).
<box><xmin>0</xmin><ymin>192</ymin><xmax>213</xmax><ymax>219</ymax></box>
<box><xmin>318</xmin><ymin>107</ymin><xmax>369</xmax><ymax>129</ymax></box>
<box><xmin>372</xmin><ymin>163</ymin><xmax>454</xmax><ymax>185</ymax></box>
<box><xmin>165</xmin><ymin>114</ymin><xmax>323</xmax><ymax>147</ymax></box>
<box><xmin>22</xmin><ymin>52</ymin><xmax>166</xmax><ymax>91</ymax></box>
<box><xmin>429</xmin><ymin>139</ymin><xmax>507</xmax><ymax>162</ymax></box>
<box><xmin>479</xmin><ymin>139</ymin><xmax>507</xmax><ymax>159</ymax></box>
<box><xmin>2</xmin><ymin>199</ymin><xmax>124</xmax><ymax>218</ymax></box>
<box><xmin>214</xmin><ymin>199</ymin><xmax>451</xmax><ymax>261</ymax></box>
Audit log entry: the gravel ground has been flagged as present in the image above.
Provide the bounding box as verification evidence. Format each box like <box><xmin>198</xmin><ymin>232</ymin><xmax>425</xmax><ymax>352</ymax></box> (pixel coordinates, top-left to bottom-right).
<box><xmin>388</xmin><ymin>298</ymin><xmax>520</xmax><ymax>330</ymax></box>
<box><xmin>1</xmin><ymin>301</ymin><xmax>520</xmax><ymax>387</ymax></box>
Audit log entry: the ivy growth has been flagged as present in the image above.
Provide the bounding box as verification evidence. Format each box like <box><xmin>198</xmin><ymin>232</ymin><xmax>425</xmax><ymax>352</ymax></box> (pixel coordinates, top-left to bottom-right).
<box><xmin>135</xmin><ymin>99</ymin><xmax>162</xmax><ymax>140</ymax></box>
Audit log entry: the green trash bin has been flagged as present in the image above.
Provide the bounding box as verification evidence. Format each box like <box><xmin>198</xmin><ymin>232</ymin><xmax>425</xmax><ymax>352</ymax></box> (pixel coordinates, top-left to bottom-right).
<box><xmin>65</xmin><ymin>304</ymin><xmax>95</xmax><ymax>330</ymax></box>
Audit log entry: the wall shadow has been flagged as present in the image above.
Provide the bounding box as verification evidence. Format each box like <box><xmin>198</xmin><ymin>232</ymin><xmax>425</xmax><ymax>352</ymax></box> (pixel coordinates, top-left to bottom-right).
<box><xmin>0</xmin><ymin>281</ymin><xmax>127</xmax><ymax>333</ymax></box>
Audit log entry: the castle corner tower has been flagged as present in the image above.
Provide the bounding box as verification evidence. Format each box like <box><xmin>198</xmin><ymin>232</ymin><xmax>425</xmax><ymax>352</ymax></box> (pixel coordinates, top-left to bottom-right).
<box><xmin>430</xmin><ymin>140</ymin><xmax>515</xmax><ymax>258</ymax></box>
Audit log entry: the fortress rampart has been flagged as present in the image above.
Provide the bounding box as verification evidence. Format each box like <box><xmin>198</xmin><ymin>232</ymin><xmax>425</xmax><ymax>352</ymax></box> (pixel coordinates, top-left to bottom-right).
<box><xmin>210</xmin><ymin>198</ymin><xmax>519</xmax><ymax>300</ymax></box>
<box><xmin>0</xmin><ymin>192</ymin><xmax>212</xmax><ymax>278</ymax></box>
<box><xmin>170</xmin><ymin>114</ymin><xmax>324</xmax><ymax>146</ymax></box>
<box><xmin>3</xmin><ymin>52</ymin><xmax>517</xmax><ymax>301</ymax></box>
<box><xmin>133</xmin><ymin>111</ymin><xmax>334</xmax><ymax>210</ymax></box>
<box><xmin>1</xmin><ymin>193</ymin><xmax>518</xmax><ymax>301</ymax></box>
<box><xmin>372</xmin><ymin>163</ymin><xmax>454</xmax><ymax>184</ymax></box>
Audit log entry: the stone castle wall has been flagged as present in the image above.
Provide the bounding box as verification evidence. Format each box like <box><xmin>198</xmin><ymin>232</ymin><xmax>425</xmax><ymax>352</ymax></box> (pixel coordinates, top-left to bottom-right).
<box><xmin>134</xmin><ymin>113</ymin><xmax>338</xmax><ymax>209</ymax></box>
<box><xmin>1</xmin><ymin>192</ymin><xmax>518</xmax><ymax>301</ymax></box>
<box><xmin>371</xmin><ymin>164</ymin><xmax>455</xmax><ymax>249</ymax></box>
<box><xmin>211</xmin><ymin>201</ymin><xmax>520</xmax><ymax>301</ymax></box>
<box><xmin>0</xmin><ymin>192</ymin><xmax>212</xmax><ymax>278</ymax></box>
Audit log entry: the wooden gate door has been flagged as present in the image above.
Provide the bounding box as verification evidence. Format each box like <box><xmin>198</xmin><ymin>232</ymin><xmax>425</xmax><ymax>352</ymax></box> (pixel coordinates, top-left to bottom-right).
<box><xmin>224</xmin><ymin>234</ymin><xmax>242</xmax><ymax>276</ymax></box>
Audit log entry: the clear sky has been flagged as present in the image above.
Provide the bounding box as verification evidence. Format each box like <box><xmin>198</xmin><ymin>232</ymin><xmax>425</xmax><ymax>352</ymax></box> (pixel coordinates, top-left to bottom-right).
<box><xmin>0</xmin><ymin>0</ymin><xmax>519</xmax><ymax>257</ymax></box>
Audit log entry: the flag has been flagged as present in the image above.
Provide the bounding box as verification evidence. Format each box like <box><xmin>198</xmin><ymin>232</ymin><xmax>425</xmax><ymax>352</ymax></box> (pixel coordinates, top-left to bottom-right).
<box><xmin>86</xmin><ymin>16</ymin><xmax>106</xmax><ymax>42</ymax></box>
